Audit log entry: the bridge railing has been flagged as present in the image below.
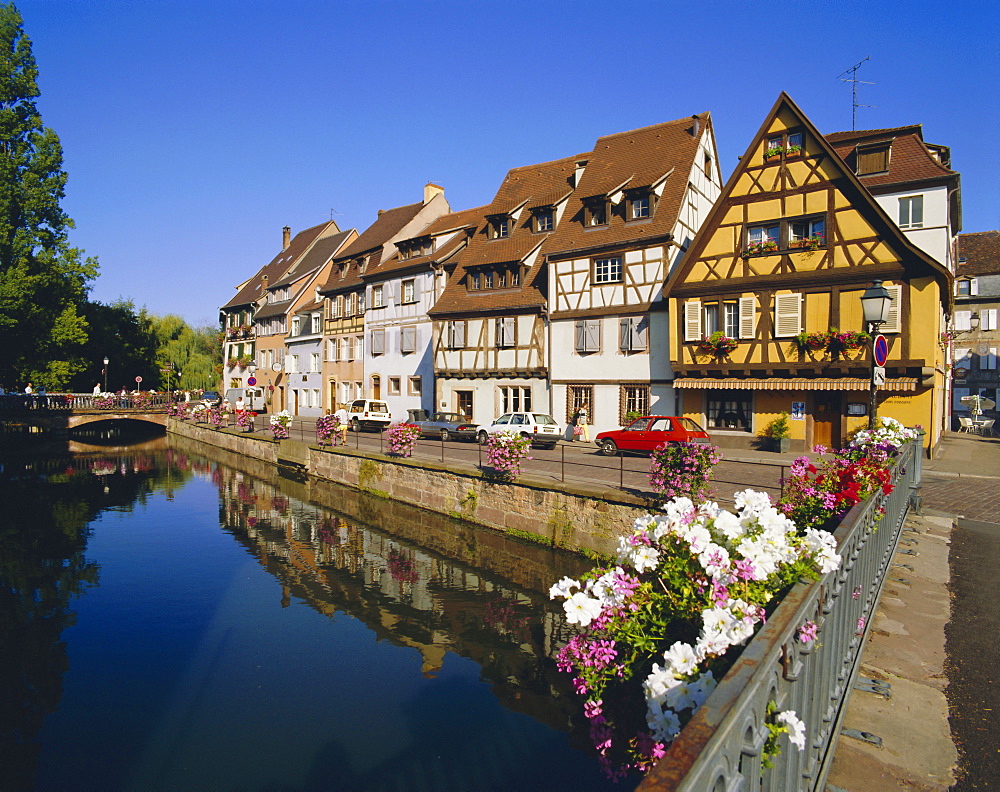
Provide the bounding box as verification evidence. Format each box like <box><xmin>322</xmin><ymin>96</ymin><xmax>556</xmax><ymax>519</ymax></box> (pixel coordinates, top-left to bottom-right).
<box><xmin>638</xmin><ymin>439</ymin><xmax>920</xmax><ymax>792</ymax></box>
<box><xmin>0</xmin><ymin>392</ymin><xmax>172</xmax><ymax>411</ymax></box>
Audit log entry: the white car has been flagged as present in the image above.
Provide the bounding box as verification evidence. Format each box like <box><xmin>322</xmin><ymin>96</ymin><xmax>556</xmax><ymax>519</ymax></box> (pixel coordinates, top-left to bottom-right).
<box><xmin>346</xmin><ymin>399</ymin><xmax>392</xmax><ymax>432</ymax></box>
<box><xmin>476</xmin><ymin>412</ymin><xmax>562</xmax><ymax>450</ymax></box>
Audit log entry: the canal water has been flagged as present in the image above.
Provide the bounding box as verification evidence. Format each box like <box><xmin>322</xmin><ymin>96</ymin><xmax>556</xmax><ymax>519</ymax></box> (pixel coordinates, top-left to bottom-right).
<box><xmin>1</xmin><ymin>437</ymin><xmax>637</xmax><ymax>791</ymax></box>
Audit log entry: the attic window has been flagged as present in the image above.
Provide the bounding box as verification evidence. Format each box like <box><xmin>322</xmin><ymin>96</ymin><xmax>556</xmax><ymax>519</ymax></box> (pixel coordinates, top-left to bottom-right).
<box><xmin>584</xmin><ymin>198</ymin><xmax>609</xmax><ymax>227</ymax></box>
<box><xmin>856</xmin><ymin>144</ymin><xmax>890</xmax><ymax>175</ymax></box>
<box><xmin>488</xmin><ymin>216</ymin><xmax>509</xmax><ymax>239</ymax></box>
<box><xmin>533</xmin><ymin>208</ymin><xmax>553</xmax><ymax>233</ymax></box>
<box><xmin>626</xmin><ymin>191</ymin><xmax>653</xmax><ymax>221</ymax></box>
<box><xmin>764</xmin><ymin>130</ymin><xmax>804</xmax><ymax>160</ymax></box>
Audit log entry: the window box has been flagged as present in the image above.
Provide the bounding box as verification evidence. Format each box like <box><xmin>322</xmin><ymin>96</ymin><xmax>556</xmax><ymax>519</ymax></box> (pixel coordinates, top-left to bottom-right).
<box><xmin>787</xmin><ymin>234</ymin><xmax>824</xmax><ymax>251</ymax></box>
<box><xmin>697</xmin><ymin>331</ymin><xmax>738</xmax><ymax>357</ymax></box>
<box><xmin>745</xmin><ymin>240</ymin><xmax>779</xmax><ymax>256</ymax></box>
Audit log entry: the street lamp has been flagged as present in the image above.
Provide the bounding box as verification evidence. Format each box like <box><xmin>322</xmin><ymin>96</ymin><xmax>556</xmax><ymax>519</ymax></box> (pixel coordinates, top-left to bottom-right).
<box><xmin>861</xmin><ymin>280</ymin><xmax>892</xmax><ymax>430</ymax></box>
<box><xmin>103</xmin><ymin>356</ymin><xmax>109</xmax><ymax>393</ymax></box>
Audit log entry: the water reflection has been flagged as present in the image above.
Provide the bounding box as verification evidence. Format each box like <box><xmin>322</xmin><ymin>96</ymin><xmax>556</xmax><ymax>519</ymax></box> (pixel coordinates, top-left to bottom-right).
<box><xmin>2</xmin><ymin>440</ymin><xmax>631</xmax><ymax>790</ymax></box>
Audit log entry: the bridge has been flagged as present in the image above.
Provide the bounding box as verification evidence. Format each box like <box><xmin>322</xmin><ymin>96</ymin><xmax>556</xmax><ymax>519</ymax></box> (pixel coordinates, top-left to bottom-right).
<box><xmin>0</xmin><ymin>393</ymin><xmax>171</xmax><ymax>432</ymax></box>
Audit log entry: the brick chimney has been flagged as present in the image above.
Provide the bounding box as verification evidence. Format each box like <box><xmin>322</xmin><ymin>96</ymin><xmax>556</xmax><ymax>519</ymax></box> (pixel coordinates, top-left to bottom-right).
<box><xmin>282</xmin><ymin>226</ymin><xmax>291</xmax><ymax>250</ymax></box>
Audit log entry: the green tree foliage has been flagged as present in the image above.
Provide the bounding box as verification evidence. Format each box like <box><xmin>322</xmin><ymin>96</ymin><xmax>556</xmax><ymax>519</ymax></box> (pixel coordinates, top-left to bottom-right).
<box><xmin>148</xmin><ymin>313</ymin><xmax>221</xmax><ymax>391</ymax></box>
<box><xmin>0</xmin><ymin>3</ymin><xmax>97</xmax><ymax>391</ymax></box>
<box><xmin>75</xmin><ymin>299</ymin><xmax>158</xmax><ymax>391</ymax></box>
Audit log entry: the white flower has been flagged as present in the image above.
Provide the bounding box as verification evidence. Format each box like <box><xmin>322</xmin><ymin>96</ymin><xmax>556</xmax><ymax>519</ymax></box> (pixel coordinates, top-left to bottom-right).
<box><xmin>631</xmin><ymin>544</ymin><xmax>660</xmax><ymax>573</ymax></box>
<box><xmin>643</xmin><ymin>663</ymin><xmax>683</xmax><ymax>701</ymax></box>
<box><xmin>698</xmin><ymin>542</ymin><xmax>731</xmax><ymax>578</ymax></box>
<box><xmin>548</xmin><ymin>576</ymin><xmax>579</xmax><ymax>600</ymax></box>
<box><xmin>734</xmin><ymin>489</ymin><xmax>772</xmax><ymax>514</ymax></box>
<box><xmin>712</xmin><ymin>510</ymin><xmax>745</xmax><ymax>543</ymax></box>
<box><xmin>646</xmin><ymin>704</ymin><xmax>681</xmax><ymax>742</ymax></box>
<box><xmin>777</xmin><ymin>710</ymin><xmax>806</xmax><ymax>750</ymax></box>
<box><xmin>563</xmin><ymin>592</ymin><xmax>602</xmax><ymax>626</ymax></box>
<box><xmin>683</xmin><ymin>524</ymin><xmax>712</xmax><ymax>554</ymax></box>
<box><xmin>688</xmin><ymin>670</ymin><xmax>716</xmax><ymax>709</ymax></box>
<box><xmin>662</xmin><ymin>641</ymin><xmax>699</xmax><ymax>677</ymax></box>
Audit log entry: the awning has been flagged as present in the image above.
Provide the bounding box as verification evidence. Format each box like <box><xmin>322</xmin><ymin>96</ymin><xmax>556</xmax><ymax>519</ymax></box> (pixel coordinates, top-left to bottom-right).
<box><xmin>672</xmin><ymin>377</ymin><xmax>919</xmax><ymax>392</ymax></box>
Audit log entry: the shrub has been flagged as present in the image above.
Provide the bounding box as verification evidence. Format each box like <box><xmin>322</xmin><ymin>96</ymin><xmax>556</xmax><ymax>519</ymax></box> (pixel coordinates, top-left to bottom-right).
<box><xmin>385</xmin><ymin>422</ymin><xmax>421</xmax><ymax>457</ymax></box>
<box><xmin>269</xmin><ymin>410</ymin><xmax>292</xmax><ymax>439</ymax></box>
<box><xmin>647</xmin><ymin>442</ymin><xmax>721</xmax><ymax>502</ymax></box>
<box><xmin>484</xmin><ymin>431</ymin><xmax>533</xmax><ymax>480</ymax></box>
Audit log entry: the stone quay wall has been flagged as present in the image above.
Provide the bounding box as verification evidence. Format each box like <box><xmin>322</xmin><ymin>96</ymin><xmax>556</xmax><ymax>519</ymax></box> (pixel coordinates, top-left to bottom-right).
<box><xmin>167</xmin><ymin>419</ymin><xmax>651</xmax><ymax>558</ymax></box>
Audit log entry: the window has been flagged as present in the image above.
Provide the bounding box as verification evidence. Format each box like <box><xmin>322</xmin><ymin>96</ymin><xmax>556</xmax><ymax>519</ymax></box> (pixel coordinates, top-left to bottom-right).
<box><xmin>401</xmin><ymin>325</ymin><xmax>416</xmax><ymax>354</ymax></box>
<box><xmin>704</xmin><ymin>154</ymin><xmax>713</xmax><ymax>177</ymax></box>
<box><xmin>291</xmin><ymin>317</ymin><xmax>301</xmax><ymax>336</ymax></box>
<box><xmin>575</xmin><ymin>319</ymin><xmax>601</xmax><ymax>353</ymax></box>
<box><xmin>288</xmin><ymin>355</ymin><xmax>299</xmax><ymax>373</ymax></box>
<box><xmin>746</xmin><ymin>224</ymin><xmax>780</xmax><ymax>254</ymax></box>
<box><xmin>484</xmin><ymin>271</ymin><xmax>494</xmax><ymax>289</ymax></box>
<box><xmin>627</xmin><ymin>192</ymin><xmax>651</xmax><ymax>221</ymax></box>
<box><xmin>982</xmin><ymin>348</ymin><xmax>998</xmax><ymax>371</ymax></box>
<box><xmin>356</xmin><ymin>335</ymin><xmax>364</xmax><ymax>358</ymax></box>
<box><xmin>348</xmin><ymin>292</ymin><xmax>359</xmax><ymax>316</ymax></box>
<box><xmin>455</xmin><ymin>390</ymin><xmax>473</xmax><ymax>418</ymax></box>
<box><xmin>371</xmin><ymin>329</ymin><xmax>385</xmax><ymax>355</ymax></box>
<box><xmin>388</xmin><ymin>377</ymin><xmax>401</xmax><ymax>395</ymax></box>
<box><xmin>956</xmin><ymin>278</ymin><xmax>979</xmax><ymax>297</ymax></box>
<box><xmin>746</xmin><ymin>215</ymin><xmax>826</xmax><ymax>255</ymax></box>
<box><xmin>471</xmin><ymin>272</ymin><xmax>482</xmax><ymax>290</ymax></box>
<box><xmin>328</xmin><ymin>339</ymin><xmax>337</xmax><ymax>361</ymax></box>
<box><xmin>899</xmin><ymin>195</ymin><xmax>924</xmax><ymax>229</ymax></box>
<box><xmin>788</xmin><ymin>217</ymin><xmax>825</xmax><ymax>247</ymax></box>
<box><xmin>339</xmin><ymin>337</ymin><xmax>350</xmax><ymax>361</ymax></box>
<box><xmin>594</xmin><ymin>256</ymin><xmax>622</xmax><ymax>284</ymax></box>
<box><xmin>310</xmin><ymin>353</ymin><xmax>320</xmax><ymax>372</ymax></box>
<box><xmin>567</xmin><ymin>385</ymin><xmax>593</xmax><ymax>426</ymax></box>
<box><xmin>488</xmin><ymin>216</ymin><xmax>509</xmax><ymax>239</ymax></box>
<box><xmin>510</xmin><ymin>268</ymin><xmax>521</xmax><ymax>286</ymax></box>
<box><xmin>409</xmin><ymin>376</ymin><xmax>422</xmax><ymax>396</ymax></box>
<box><xmin>982</xmin><ymin>309</ymin><xmax>998</xmax><ymax>331</ymax></box>
<box><xmin>856</xmin><ymin>144</ymin><xmax>890</xmax><ymax>175</ymax></box>
<box><xmin>447</xmin><ymin>320</ymin><xmax>466</xmax><ymax>349</ymax></box>
<box><xmin>954</xmin><ymin>310</ymin><xmax>973</xmax><ymax>331</ymax></box>
<box><xmin>584</xmin><ymin>199</ymin><xmax>608</xmax><ymax>227</ymax></box>
<box><xmin>495</xmin><ymin>316</ymin><xmax>515</xmax><ymax>348</ymax></box>
<box><xmin>500</xmin><ymin>386</ymin><xmax>531</xmax><ymax>413</ymax></box>
<box><xmin>703</xmin><ymin>303</ymin><xmax>719</xmax><ymax>335</ymax></box>
<box><xmin>497</xmin><ymin>271</ymin><xmax>506</xmax><ymax>288</ymax></box>
<box><xmin>619</xmin><ymin>316</ymin><xmax>648</xmax><ymax>351</ymax></box>
<box><xmin>334</xmin><ymin>295</ymin><xmax>344</xmax><ymax>318</ymax></box>
<box><xmin>534</xmin><ymin>209</ymin><xmax>553</xmax><ymax>232</ymax></box>
<box><xmin>372</xmin><ymin>285</ymin><xmax>384</xmax><ymax>308</ymax></box>
<box><xmin>620</xmin><ymin>384</ymin><xmax>649</xmax><ymax>422</ymax></box>
<box><xmin>765</xmin><ymin>130</ymin><xmax>804</xmax><ymax>159</ymax></box>
<box><xmin>402</xmin><ymin>279</ymin><xmax>416</xmax><ymax>304</ymax></box>
<box><xmin>707</xmin><ymin>390</ymin><xmax>752</xmax><ymax>432</ymax></box>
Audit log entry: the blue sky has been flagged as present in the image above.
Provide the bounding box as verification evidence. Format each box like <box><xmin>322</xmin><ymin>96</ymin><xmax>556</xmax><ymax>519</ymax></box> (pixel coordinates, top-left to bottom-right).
<box><xmin>19</xmin><ymin>0</ymin><xmax>1000</xmax><ymax>327</ymax></box>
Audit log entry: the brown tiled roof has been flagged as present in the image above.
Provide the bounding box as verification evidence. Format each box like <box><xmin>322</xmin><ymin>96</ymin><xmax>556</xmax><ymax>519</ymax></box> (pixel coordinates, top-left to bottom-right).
<box><xmin>220</xmin><ymin>220</ymin><xmax>340</xmax><ymax>310</ymax></box>
<box><xmin>335</xmin><ymin>201</ymin><xmax>425</xmax><ymax>259</ymax></box>
<box><xmin>957</xmin><ymin>231</ymin><xmax>1000</xmax><ymax>277</ymax></box>
<box><xmin>826</xmin><ymin>126</ymin><xmax>956</xmax><ymax>189</ymax></box>
<box><xmin>253</xmin><ymin>298</ymin><xmax>292</xmax><ymax>320</ymax></box>
<box><xmin>428</xmin><ymin>156</ymin><xmax>581</xmax><ymax>317</ymax></box>
<box><xmin>368</xmin><ymin>205</ymin><xmax>487</xmax><ymax>280</ymax></box>
<box><xmin>294</xmin><ymin>299</ymin><xmax>324</xmax><ymax>314</ymax></box>
<box><xmin>270</xmin><ymin>230</ymin><xmax>354</xmax><ymax>288</ymax></box>
<box><xmin>545</xmin><ymin>114</ymin><xmax>711</xmax><ymax>257</ymax></box>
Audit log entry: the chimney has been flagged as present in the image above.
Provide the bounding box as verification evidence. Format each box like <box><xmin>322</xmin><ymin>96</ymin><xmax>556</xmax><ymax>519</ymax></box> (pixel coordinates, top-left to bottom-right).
<box><xmin>424</xmin><ymin>182</ymin><xmax>445</xmax><ymax>204</ymax></box>
<box><xmin>574</xmin><ymin>159</ymin><xmax>588</xmax><ymax>188</ymax></box>
<box><xmin>691</xmin><ymin>115</ymin><xmax>701</xmax><ymax>137</ymax></box>
<box><xmin>282</xmin><ymin>226</ymin><xmax>291</xmax><ymax>250</ymax></box>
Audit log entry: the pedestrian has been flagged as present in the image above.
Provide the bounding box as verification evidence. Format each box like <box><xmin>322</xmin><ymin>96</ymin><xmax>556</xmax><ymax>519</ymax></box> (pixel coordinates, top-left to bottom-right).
<box><xmin>93</xmin><ymin>382</ymin><xmax>101</xmax><ymax>396</ymax></box>
<box><xmin>24</xmin><ymin>382</ymin><xmax>32</xmax><ymax>394</ymax></box>
<box><xmin>235</xmin><ymin>396</ymin><xmax>245</xmax><ymax>413</ymax></box>
<box><xmin>577</xmin><ymin>403</ymin><xmax>590</xmax><ymax>442</ymax></box>
<box><xmin>334</xmin><ymin>404</ymin><xmax>349</xmax><ymax>445</ymax></box>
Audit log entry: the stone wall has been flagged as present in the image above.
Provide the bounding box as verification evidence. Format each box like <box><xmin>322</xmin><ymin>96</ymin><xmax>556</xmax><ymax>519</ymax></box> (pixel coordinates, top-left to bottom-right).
<box><xmin>168</xmin><ymin>419</ymin><xmax>652</xmax><ymax>558</ymax></box>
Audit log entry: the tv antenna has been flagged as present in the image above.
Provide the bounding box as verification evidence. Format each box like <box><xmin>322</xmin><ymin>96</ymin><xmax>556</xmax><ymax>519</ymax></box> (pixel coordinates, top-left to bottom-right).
<box><xmin>838</xmin><ymin>57</ymin><xmax>876</xmax><ymax>130</ymax></box>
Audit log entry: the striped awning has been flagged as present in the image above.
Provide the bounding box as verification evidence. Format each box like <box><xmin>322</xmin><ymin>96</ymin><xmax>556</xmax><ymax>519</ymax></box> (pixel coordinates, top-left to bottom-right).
<box><xmin>672</xmin><ymin>377</ymin><xmax>919</xmax><ymax>392</ymax></box>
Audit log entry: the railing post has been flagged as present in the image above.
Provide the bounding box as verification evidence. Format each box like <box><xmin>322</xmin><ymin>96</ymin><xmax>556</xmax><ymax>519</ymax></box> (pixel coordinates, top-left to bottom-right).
<box><xmin>561</xmin><ymin>443</ymin><xmax>565</xmax><ymax>482</ymax></box>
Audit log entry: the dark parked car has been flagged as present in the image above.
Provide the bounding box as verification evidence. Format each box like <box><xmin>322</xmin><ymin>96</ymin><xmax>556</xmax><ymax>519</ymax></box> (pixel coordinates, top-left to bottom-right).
<box><xmin>200</xmin><ymin>391</ymin><xmax>222</xmax><ymax>407</ymax></box>
<box><xmin>412</xmin><ymin>412</ymin><xmax>479</xmax><ymax>442</ymax></box>
<box><xmin>595</xmin><ymin>416</ymin><xmax>710</xmax><ymax>457</ymax></box>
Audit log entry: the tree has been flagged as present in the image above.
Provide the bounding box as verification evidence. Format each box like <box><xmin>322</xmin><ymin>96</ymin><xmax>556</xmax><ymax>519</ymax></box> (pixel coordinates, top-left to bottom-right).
<box><xmin>0</xmin><ymin>3</ymin><xmax>97</xmax><ymax>390</ymax></box>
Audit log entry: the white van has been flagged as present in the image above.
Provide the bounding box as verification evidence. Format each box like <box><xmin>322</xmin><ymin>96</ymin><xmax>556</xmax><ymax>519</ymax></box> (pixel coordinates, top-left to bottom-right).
<box><xmin>225</xmin><ymin>387</ymin><xmax>266</xmax><ymax>411</ymax></box>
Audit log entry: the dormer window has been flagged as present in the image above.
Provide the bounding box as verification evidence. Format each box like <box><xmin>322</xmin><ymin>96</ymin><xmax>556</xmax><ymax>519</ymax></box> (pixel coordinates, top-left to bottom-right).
<box><xmin>533</xmin><ymin>208</ymin><xmax>554</xmax><ymax>233</ymax></box>
<box><xmin>626</xmin><ymin>191</ymin><xmax>652</xmax><ymax>221</ymax></box>
<box><xmin>584</xmin><ymin>198</ymin><xmax>609</xmax><ymax>227</ymax></box>
<box><xmin>471</xmin><ymin>272</ymin><xmax>482</xmax><ymax>290</ymax></box>
<box><xmin>856</xmin><ymin>143</ymin><xmax>890</xmax><ymax>175</ymax></box>
<box><xmin>488</xmin><ymin>216</ymin><xmax>509</xmax><ymax>239</ymax></box>
<box><xmin>484</xmin><ymin>271</ymin><xmax>494</xmax><ymax>289</ymax></box>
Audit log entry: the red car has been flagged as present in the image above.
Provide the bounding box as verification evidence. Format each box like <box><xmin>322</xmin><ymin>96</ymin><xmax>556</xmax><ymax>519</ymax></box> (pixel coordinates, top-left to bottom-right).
<box><xmin>596</xmin><ymin>416</ymin><xmax>710</xmax><ymax>457</ymax></box>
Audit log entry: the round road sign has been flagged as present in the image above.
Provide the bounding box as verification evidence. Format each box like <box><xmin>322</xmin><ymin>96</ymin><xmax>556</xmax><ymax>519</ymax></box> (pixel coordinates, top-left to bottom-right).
<box><xmin>873</xmin><ymin>335</ymin><xmax>889</xmax><ymax>367</ymax></box>
<box><xmin>247</xmin><ymin>376</ymin><xmax>257</xmax><ymax>386</ymax></box>
<box><xmin>135</xmin><ymin>376</ymin><xmax>143</xmax><ymax>384</ymax></box>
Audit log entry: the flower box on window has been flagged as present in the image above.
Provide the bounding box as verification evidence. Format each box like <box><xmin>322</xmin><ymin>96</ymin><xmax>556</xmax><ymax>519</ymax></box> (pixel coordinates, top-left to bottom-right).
<box><xmin>745</xmin><ymin>240</ymin><xmax>779</xmax><ymax>257</ymax></box>
<box><xmin>697</xmin><ymin>331</ymin><xmax>739</xmax><ymax>357</ymax></box>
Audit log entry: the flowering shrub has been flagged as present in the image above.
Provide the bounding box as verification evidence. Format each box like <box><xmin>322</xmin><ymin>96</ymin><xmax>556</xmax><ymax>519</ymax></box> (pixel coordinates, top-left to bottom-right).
<box><xmin>236</xmin><ymin>410</ymin><xmax>256</xmax><ymax>430</ymax></box>
<box><xmin>208</xmin><ymin>406</ymin><xmax>225</xmax><ymax>427</ymax></box>
<box><xmin>778</xmin><ymin>417</ymin><xmax>915</xmax><ymax>532</ymax></box>
<box><xmin>315</xmin><ymin>414</ymin><xmax>340</xmax><ymax>446</ymax></box>
<box><xmin>93</xmin><ymin>394</ymin><xmax>116</xmax><ymax>409</ymax></box>
<box><xmin>483</xmin><ymin>431</ymin><xmax>533</xmax><ymax>480</ymax></box>
<box><xmin>130</xmin><ymin>391</ymin><xmax>156</xmax><ymax>409</ymax></box>
<box><xmin>795</xmin><ymin>330</ymin><xmax>831</xmax><ymax>351</ymax></box>
<box><xmin>191</xmin><ymin>403</ymin><xmax>207</xmax><ymax>422</ymax></box>
<box><xmin>385</xmin><ymin>422</ymin><xmax>421</xmax><ymax>457</ymax></box>
<box><xmin>746</xmin><ymin>239</ymin><xmax>779</xmax><ymax>256</ymax></box>
<box><xmin>647</xmin><ymin>442</ymin><xmax>721</xmax><ymax>501</ymax></box>
<box><xmin>269</xmin><ymin>410</ymin><xmax>292</xmax><ymax>439</ymax></box>
<box><xmin>831</xmin><ymin>329</ymin><xmax>870</xmax><ymax>351</ymax></box>
<box><xmin>697</xmin><ymin>330</ymin><xmax>738</xmax><ymax>357</ymax></box>
<box><xmin>549</xmin><ymin>491</ymin><xmax>840</xmax><ymax>778</ymax></box>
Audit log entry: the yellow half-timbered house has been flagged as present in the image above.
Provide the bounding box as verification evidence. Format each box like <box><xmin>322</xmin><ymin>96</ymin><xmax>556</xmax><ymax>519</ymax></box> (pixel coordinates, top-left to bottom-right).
<box><xmin>665</xmin><ymin>93</ymin><xmax>952</xmax><ymax>453</ymax></box>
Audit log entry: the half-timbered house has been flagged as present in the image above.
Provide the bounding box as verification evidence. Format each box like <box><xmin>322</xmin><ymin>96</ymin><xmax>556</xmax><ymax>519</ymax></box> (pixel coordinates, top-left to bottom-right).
<box><xmin>428</xmin><ymin>156</ymin><xmax>581</xmax><ymax>425</ymax></box>
<box><xmin>319</xmin><ymin>186</ymin><xmax>449</xmax><ymax>416</ymax></box>
<box><xmin>665</xmin><ymin>93</ymin><xmax>952</xmax><ymax>453</ymax></box>
<box><xmin>545</xmin><ymin>114</ymin><xmax>722</xmax><ymax>434</ymax></box>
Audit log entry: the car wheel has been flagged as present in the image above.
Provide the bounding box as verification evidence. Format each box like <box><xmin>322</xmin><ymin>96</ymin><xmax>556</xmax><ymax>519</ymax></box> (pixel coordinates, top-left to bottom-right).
<box><xmin>539</xmin><ymin>443</ymin><xmax>556</xmax><ymax>450</ymax></box>
<box><xmin>439</xmin><ymin>429</ymin><xmax>450</xmax><ymax>442</ymax></box>
<box><xmin>351</xmin><ymin>417</ymin><xmax>360</xmax><ymax>432</ymax></box>
<box><xmin>599</xmin><ymin>439</ymin><xmax>619</xmax><ymax>457</ymax></box>
<box><xmin>477</xmin><ymin>430</ymin><xmax>489</xmax><ymax>445</ymax></box>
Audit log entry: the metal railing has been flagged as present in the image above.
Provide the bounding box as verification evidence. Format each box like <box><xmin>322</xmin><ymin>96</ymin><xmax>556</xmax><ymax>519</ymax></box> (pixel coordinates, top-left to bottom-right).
<box><xmin>0</xmin><ymin>392</ymin><xmax>172</xmax><ymax>411</ymax></box>
<box><xmin>638</xmin><ymin>440</ymin><xmax>920</xmax><ymax>791</ymax></box>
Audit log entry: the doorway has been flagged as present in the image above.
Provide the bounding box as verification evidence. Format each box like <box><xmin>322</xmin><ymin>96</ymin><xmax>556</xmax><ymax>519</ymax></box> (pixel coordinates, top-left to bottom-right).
<box><xmin>455</xmin><ymin>390</ymin><xmax>473</xmax><ymax>421</ymax></box>
<box><xmin>812</xmin><ymin>393</ymin><xmax>841</xmax><ymax>449</ymax></box>
<box><xmin>371</xmin><ymin>375</ymin><xmax>381</xmax><ymax>401</ymax></box>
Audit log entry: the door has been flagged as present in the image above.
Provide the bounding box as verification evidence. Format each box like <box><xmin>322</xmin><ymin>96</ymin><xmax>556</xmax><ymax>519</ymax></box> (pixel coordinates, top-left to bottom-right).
<box><xmin>455</xmin><ymin>390</ymin><xmax>473</xmax><ymax>421</ymax></box>
<box><xmin>371</xmin><ymin>375</ymin><xmax>381</xmax><ymax>401</ymax></box>
<box><xmin>812</xmin><ymin>393</ymin><xmax>841</xmax><ymax>449</ymax></box>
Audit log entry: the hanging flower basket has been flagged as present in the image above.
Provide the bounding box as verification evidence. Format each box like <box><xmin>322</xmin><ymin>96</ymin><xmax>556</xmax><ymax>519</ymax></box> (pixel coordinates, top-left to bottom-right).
<box><xmin>697</xmin><ymin>331</ymin><xmax>738</xmax><ymax>357</ymax></box>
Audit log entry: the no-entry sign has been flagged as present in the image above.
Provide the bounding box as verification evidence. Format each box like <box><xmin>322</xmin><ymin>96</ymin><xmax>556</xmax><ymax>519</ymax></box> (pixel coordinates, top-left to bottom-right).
<box><xmin>873</xmin><ymin>334</ymin><xmax>889</xmax><ymax>367</ymax></box>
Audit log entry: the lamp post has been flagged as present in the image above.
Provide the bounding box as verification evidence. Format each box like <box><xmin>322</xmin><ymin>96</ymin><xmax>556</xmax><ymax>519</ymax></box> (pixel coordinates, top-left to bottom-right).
<box><xmin>861</xmin><ymin>280</ymin><xmax>892</xmax><ymax>430</ymax></box>
<box><xmin>103</xmin><ymin>356</ymin><xmax>109</xmax><ymax>393</ymax></box>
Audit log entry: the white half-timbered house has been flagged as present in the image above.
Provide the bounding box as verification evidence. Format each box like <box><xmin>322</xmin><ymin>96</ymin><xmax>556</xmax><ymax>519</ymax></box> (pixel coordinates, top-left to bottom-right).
<box><xmin>545</xmin><ymin>114</ymin><xmax>722</xmax><ymax>435</ymax></box>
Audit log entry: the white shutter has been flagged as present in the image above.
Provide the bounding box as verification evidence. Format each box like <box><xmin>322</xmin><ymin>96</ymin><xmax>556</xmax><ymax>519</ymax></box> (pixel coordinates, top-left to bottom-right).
<box><xmin>982</xmin><ymin>309</ymin><xmax>998</xmax><ymax>331</ymax></box>
<box><xmin>739</xmin><ymin>296</ymin><xmax>756</xmax><ymax>339</ymax></box>
<box><xmin>632</xmin><ymin>317</ymin><xmax>648</xmax><ymax>351</ymax></box>
<box><xmin>882</xmin><ymin>284</ymin><xmax>901</xmax><ymax>333</ymax></box>
<box><xmin>954</xmin><ymin>347</ymin><xmax>971</xmax><ymax>365</ymax></box>
<box><xmin>451</xmin><ymin>320</ymin><xmax>466</xmax><ymax>348</ymax></box>
<box><xmin>371</xmin><ymin>330</ymin><xmax>385</xmax><ymax>355</ymax></box>
<box><xmin>575</xmin><ymin>320</ymin><xmax>587</xmax><ymax>352</ymax></box>
<box><xmin>954</xmin><ymin>310</ymin><xmax>972</xmax><ymax>331</ymax></box>
<box><xmin>774</xmin><ymin>293</ymin><xmax>802</xmax><ymax>338</ymax></box>
<box><xmin>401</xmin><ymin>325</ymin><xmax>416</xmax><ymax>353</ymax></box>
<box><xmin>971</xmin><ymin>278</ymin><xmax>979</xmax><ymax>296</ymax></box>
<box><xmin>684</xmin><ymin>300</ymin><xmax>702</xmax><ymax>341</ymax></box>
<box><xmin>502</xmin><ymin>317</ymin><xmax>516</xmax><ymax>347</ymax></box>
<box><xmin>583</xmin><ymin>319</ymin><xmax>600</xmax><ymax>352</ymax></box>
